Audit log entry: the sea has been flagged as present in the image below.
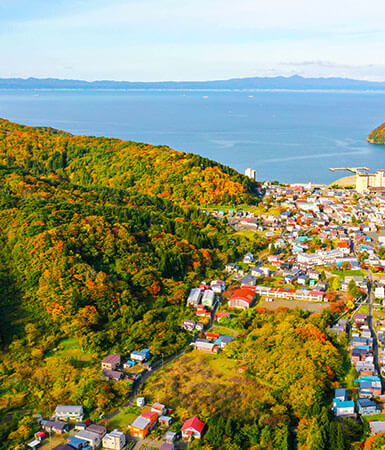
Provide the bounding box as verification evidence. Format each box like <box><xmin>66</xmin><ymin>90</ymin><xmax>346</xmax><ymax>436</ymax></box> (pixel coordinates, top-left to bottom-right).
<box><xmin>1</xmin><ymin>89</ymin><xmax>385</xmax><ymax>184</ymax></box>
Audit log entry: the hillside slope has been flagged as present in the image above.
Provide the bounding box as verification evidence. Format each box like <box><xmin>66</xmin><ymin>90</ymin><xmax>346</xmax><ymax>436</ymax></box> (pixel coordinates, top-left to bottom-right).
<box><xmin>0</xmin><ymin>119</ymin><xmax>258</xmax><ymax>206</ymax></box>
<box><xmin>368</xmin><ymin>121</ymin><xmax>385</xmax><ymax>144</ymax></box>
<box><xmin>0</xmin><ymin>120</ymin><xmax>267</xmax><ymax>446</ymax></box>
<box><xmin>0</xmin><ymin>165</ymin><xmax>244</xmax><ymax>444</ymax></box>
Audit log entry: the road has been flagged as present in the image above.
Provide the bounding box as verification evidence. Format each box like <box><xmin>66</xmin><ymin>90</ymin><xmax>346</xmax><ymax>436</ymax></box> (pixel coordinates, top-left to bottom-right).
<box><xmin>354</xmin><ymin>240</ymin><xmax>383</xmax><ymax>388</ymax></box>
<box><xmin>106</xmin><ymin>296</ymin><xmax>221</xmax><ymax>421</ymax></box>
<box><xmin>366</xmin><ymin>269</ymin><xmax>384</xmax><ymax>388</ymax></box>
<box><xmin>106</xmin><ymin>347</ymin><xmax>186</xmax><ymax>420</ymax></box>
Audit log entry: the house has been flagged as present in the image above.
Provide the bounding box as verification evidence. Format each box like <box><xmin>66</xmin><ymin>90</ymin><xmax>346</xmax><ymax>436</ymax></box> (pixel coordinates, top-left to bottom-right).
<box><xmin>334</xmin><ymin>388</ymin><xmax>348</xmax><ymax>401</ymax></box>
<box><xmin>194</xmin><ymin>339</ymin><xmax>218</xmax><ymax>352</ymax></box>
<box><xmin>375</xmin><ymin>286</ymin><xmax>385</xmax><ymax>299</ymax></box>
<box><xmin>182</xmin><ymin>320</ymin><xmax>196</xmax><ymax>331</ymax></box>
<box><xmin>354</xmin><ymin>313</ymin><xmax>368</xmax><ymax>326</ymax></box>
<box><xmin>34</xmin><ymin>431</ymin><xmax>46</xmax><ymax>442</ymax></box>
<box><xmin>205</xmin><ymin>332</ymin><xmax>220</xmax><ymax>341</ymax></box>
<box><xmin>187</xmin><ymin>288</ymin><xmax>202</xmax><ymax>307</ymax></box>
<box><xmin>332</xmin><ymin>399</ymin><xmax>355</xmax><ymax>417</ymax></box>
<box><xmin>87</xmin><ymin>424</ymin><xmax>106</xmax><ymax>438</ymax></box>
<box><xmin>308</xmin><ymin>269</ymin><xmax>320</xmax><ymax>280</ymax></box>
<box><xmin>241</xmin><ymin>275</ymin><xmax>257</xmax><ymax>287</ymax></box>
<box><xmin>102</xmin><ymin>429</ymin><xmax>126</xmax><ymax>450</ymax></box>
<box><xmin>228</xmin><ymin>288</ymin><xmax>256</xmax><ymax>310</ymax></box>
<box><xmin>201</xmin><ymin>290</ymin><xmax>215</xmax><ymax>308</ymax></box>
<box><xmin>163</xmin><ymin>431</ymin><xmax>177</xmax><ymax>443</ymax></box>
<box><xmin>357</xmin><ymin>398</ymin><xmax>381</xmax><ymax>415</ymax></box>
<box><xmin>259</xmin><ymin>267</ymin><xmax>271</xmax><ymax>277</ymax></box>
<box><xmin>181</xmin><ymin>416</ymin><xmax>206</xmax><ymax>440</ymax></box>
<box><xmin>359</xmin><ymin>379</ymin><xmax>382</xmax><ymax>397</ymax></box>
<box><xmin>250</xmin><ymin>267</ymin><xmax>264</xmax><ymax>278</ymax></box>
<box><xmin>159</xmin><ymin>415</ymin><xmax>173</xmax><ymax>428</ymax></box>
<box><xmin>151</xmin><ymin>402</ymin><xmax>167</xmax><ymax>416</ymax></box>
<box><xmin>27</xmin><ymin>440</ymin><xmax>41</xmax><ymax>450</ymax></box>
<box><xmin>55</xmin><ymin>405</ymin><xmax>84</xmax><ymax>422</ymax></box>
<box><xmin>195</xmin><ymin>322</ymin><xmax>204</xmax><ymax>332</ymax></box>
<box><xmin>137</xmin><ymin>397</ymin><xmax>145</xmax><ymax>407</ymax></box>
<box><xmin>297</xmin><ymin>275</ymin><xmax>308</xmax><ymax>285</ymax></box>
<box><xmin>43</xmin><ymin>421</ymin><xmax>70</xmax><ymax>434</ymax></box>
<box><xmin>130</xmin><ymin>348</ymin><xmax>151</xmax><ymax>362</ymax></box>
<box><xmin>210</xmin><ymin>280</ymin><xmax>226</xmax><ymax>293</ymax></box>
<box><xmin>74</xmin><ymin>423</ymin><xmax>88</xmax><ymax>431</ymax></box>
<box><xmin>75</xmin><ymin>430</ymin><xmax>101</xmax><ymax>448</ymax></box>
<box><xmin>67</xmin><ymin>437</ymin><xmax>92</xmax><ymax>450</ymax></box>
<box><xmin>243</xmin><ymin>253</ymin><xmax>254</xmax><ymax>264</ymax></box>
<box><xmin>224</xmin><ymin>263</ymin><xmax>240</xmax><ymax>273</ymax></box>
<box><xmin>213</xmin><ymin>335</ymin><xmax>234</xmax><ymax>349</ymax></box>
<box><xmin>130</xmin><ymin>411</ymin><xmax>158</xmax><ymax>439</ymax></box>
<box><xmin>216</xmin><ymin>312</ymin><xmax>231</xmax><ymax>322</ymax></box>
<box><xmin>196</xmin><ymin>305</ymin><xmax>210</xmax><ymax>318</ymax></box>
<box><xmin>102</xmin><ymin>369</ymin><xmax>124</xmax><ymax>382</ymax></box>
<box><xmin>101</xmin><ymin>354</ymin><xmax>120</xmax><ymax>371</ymax></box>
<box><xmin>370</xmin><ymin>421</ymin><xmax>385</xmax><ymax>435</ymax></box>
<box><xmin>123</xmin><ymin>360</ymin><xmax>136</xmax><ymax>370</ymax></box>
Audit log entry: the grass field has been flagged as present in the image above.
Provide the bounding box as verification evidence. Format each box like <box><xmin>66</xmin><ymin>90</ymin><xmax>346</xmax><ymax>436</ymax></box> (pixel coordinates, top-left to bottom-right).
<box><xmin>140</xmin><ymin>351</ymin><xmax>256</xmax><ymax>421</ymax></box>
<box><xmin>233</xmin><ymin>229</ymin><xmax>257</xmax><ymax>240</ymax></box>
<box><xmin>46</xmin><ymin>337</ymin><xmax>92</xmax><ymax>362</ymax></box>
<box><xmin>210</xmin><ymin>326</ymin><xmax>239</xmax><ymax>337</ymax></box>
<box><xmin>332</xmin><ymin>269</ymin><xmax>366</xmax><ymax>278</ymax></box>
<box><xmin>108</xmin><ymin>405</ymin><xmax>141</xmax><ymax>430</ymax></box>
<box><xmin>362</xmin><ymin>412</ymin><xmax>385</xmax><ymax>423</ymax></box>
<box><xmin>355</xmin><ymin>304</ymin><xmax>369</xmax><ymax>315</ymax></box>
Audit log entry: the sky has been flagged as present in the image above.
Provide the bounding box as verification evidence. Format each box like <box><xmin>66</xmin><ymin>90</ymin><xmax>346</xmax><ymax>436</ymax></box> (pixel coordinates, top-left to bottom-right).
<box><xmin>1</xmin><ymin>0</ymin><xmax>385</xmax><ymax>81</ymax></box>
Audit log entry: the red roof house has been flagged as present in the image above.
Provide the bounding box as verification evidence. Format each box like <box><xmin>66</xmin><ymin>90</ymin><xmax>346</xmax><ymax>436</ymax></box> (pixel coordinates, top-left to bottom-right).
<box><xmin>181</xmin><ymin>416</ymin><xmax>206</xmax><ymax>440</ymax></box>
<box><xmin>228</xmin><ymin>288</ymin><xmax>256</xmax><ymax>310</ymax></box>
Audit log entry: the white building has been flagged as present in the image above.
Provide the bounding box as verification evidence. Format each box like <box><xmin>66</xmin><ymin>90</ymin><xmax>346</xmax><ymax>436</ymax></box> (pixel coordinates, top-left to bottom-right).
<box><xmin>55</xmin><ymin>405</ymin><xmax>84</xmax><ymax>422</ymax></box>
<box><xmin>201</xmin><ymin>290</ymin><xmax>215</xmax><ymax>308</ymax></box>
<box><xmin>243</xmin><ymin>253</ymin><xmax>254</xmax><ymax>264</ymax></box>
<box><xmin>187</xmin><ymin>288</ymin><xmax>202</xmax><ymax>307</ymax></box>
<box><xmin>245</xmin><ymin>168</ymin><xmax>257</xmax><ymax>181</ymax></box>
<box><xmin>75</xmin><ymin>430</ymin><xmax>101</xmax><ymax>448</ymax></box>
<box><xmin>375</xmin><ymin>286</ymin><xmax>385</xmax><ymax>299</ymax></box>
<box><xmin>102</xmin><ymin>429</ymin><xmax>126</xmax><ymax>450</ymax></box>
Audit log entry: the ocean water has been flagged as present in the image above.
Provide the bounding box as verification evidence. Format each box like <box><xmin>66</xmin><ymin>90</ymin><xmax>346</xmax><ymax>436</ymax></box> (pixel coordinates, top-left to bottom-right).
<box><xmin>0</xmin><ymin>89</ymin><xmax>385</xmax><ymax>184</ymax></box>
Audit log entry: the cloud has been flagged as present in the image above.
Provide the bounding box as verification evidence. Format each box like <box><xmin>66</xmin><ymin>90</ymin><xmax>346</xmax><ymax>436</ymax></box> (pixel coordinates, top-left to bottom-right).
<box><xmin>1</xmin><ymin>0</ymin><xmax>385</xmax><ymax>80</ymax></box>
<box><xmin>278</xmin><ymin>61</ymin><xmax>385</xmax><ymax>81</ymax></box>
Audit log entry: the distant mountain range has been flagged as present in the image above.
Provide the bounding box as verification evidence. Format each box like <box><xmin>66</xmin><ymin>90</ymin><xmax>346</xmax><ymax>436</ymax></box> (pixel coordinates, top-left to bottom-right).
<box><xmin>2</xmin><ymin>75</ymin><xmax>385</xmax><ymax>90</ymax></box>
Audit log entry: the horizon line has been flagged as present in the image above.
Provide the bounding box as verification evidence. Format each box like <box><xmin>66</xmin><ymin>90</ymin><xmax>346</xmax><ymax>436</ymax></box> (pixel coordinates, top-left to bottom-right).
<box><xmin>2</xmin><ymin>74</ymin><xmax>385</xmax><ymax>84</ymax></box>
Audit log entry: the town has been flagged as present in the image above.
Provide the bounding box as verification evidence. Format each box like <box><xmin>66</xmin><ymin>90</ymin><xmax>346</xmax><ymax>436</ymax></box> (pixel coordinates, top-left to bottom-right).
<box><xmin>22</xmin><ymin>179</ymin><xmax>385</xmax><ymax>449</ymax></box>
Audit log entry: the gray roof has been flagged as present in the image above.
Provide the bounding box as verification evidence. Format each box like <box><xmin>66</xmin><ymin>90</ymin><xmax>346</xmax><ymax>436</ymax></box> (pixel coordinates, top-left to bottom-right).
<box><xmin>55</xmin><ymin>405</ymin><xmax>83</xmax><ymax>414</ymax></box>
<box><xmin>75</xmin><ymin>430</ymin><xmax>100</xmax><ymax>442</ymax></box>
<box><xmin>131</xmin><ymin>416</ymin><xmax>150</xmax><ymax>430</ymax></box>
<box><xmin>370</xmin><ymin>421</ymin><xmax>385</xmax><ymax>434</ymax></box>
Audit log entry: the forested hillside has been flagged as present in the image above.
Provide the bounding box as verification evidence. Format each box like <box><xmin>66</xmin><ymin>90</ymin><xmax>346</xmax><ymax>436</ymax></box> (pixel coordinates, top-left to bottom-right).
<box><xmin>0</xmin><ymin>145</ymin><xmax>263</xmax><ymax>446</ymax></box>
<box><xmin>143</xmin><ymin>308</ymin><xmax>359</xmax><ymax>449</ymax></box>
<box><xmin>368</xmin><ymin>122</ymin><xmax>385</xmax><ymax>144</ymax></box>
<box><xmin>0</xmin><ymin>119</ymin><xmax>259</xmax><ymax>206</ymax></box>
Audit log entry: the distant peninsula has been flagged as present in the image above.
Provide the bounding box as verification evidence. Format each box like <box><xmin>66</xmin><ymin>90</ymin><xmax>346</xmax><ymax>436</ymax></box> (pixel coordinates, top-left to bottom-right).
<box><xmin>368</xmin><ymin>122</ymin><xmax>385</xmax><ymax>144</ymax></box>
<box><xmin>3</xmin><ymin>74</ymin><xmax>385</xmax><ymax>90</ymax></box>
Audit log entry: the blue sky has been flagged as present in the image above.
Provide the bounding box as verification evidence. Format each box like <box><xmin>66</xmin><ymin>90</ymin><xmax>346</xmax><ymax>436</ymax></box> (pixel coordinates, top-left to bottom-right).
<box><xmin>1</xmin><ymin>0</ymin><xmax>385</xmax><ymax>81</ymax></box>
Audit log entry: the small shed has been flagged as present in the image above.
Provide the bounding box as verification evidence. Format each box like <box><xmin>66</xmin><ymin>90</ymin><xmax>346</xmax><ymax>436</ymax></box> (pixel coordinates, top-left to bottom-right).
<box><xmin>159</xmin><ymin>415</ymin><xmax>172</xmax><ymax>428</ymax></box>
<box><xmin>137</xmin><ymin>397</ymin><xmax>145</xmax><ymax>407</ymax></box>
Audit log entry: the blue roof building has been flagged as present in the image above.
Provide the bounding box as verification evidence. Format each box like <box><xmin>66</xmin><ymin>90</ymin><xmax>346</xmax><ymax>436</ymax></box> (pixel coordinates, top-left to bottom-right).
<box><xmin>67</xmin><ymin>436</ymin><xmax>92</xmax><ymax>450</ymax></box>
<box><xmin>334</xmin><ymin>388</ymin><xmax>347</xmax><ymax>401</ymax></box>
